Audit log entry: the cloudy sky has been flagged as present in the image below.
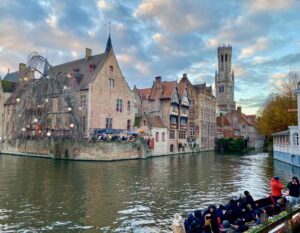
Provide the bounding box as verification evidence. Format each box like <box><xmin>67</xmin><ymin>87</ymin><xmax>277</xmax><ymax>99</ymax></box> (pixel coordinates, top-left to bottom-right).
<box><xmin>1</xmin><ymin>0</ymin><xmax>300</xmax><ymax>114</ymax></box>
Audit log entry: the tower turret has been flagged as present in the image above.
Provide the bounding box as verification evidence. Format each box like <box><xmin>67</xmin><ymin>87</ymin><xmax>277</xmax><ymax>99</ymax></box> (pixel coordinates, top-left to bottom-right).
<box><xmin>215</xmin><ymin>45</ymin><xmax>236</xmax><ymax>114</ymax></box>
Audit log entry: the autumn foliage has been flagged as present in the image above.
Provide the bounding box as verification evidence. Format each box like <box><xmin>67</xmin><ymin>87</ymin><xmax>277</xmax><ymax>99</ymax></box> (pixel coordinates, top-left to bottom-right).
<box><xmin>257</xmin><ymin>71</ymin><xmax>298</xmax><ymax>136</ymax></box>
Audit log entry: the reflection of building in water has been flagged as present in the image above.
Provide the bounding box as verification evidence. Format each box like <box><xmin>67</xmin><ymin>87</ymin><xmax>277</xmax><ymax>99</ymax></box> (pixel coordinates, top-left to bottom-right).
<box><xmin>273</xmin><ymin>82</ymin><xmax>300</xmax><ymax>167</ymax></box>
<box><xmin>274</xmin><ymin>160</ymin><xmax>300</xmax><ymax>180</ymax></box>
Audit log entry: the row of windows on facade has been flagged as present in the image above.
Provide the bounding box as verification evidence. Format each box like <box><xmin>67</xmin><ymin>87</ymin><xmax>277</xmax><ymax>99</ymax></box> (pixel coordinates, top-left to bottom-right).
<box><xmin>116</xmin><ymin>99</ymin><xmax>131</xmax><ymax>113</ymax></box>
<box><xmin>169</xmin><ymin>129</ymin><xmax>187</xmax><ymax>140</ymax></box>
<box><xmin>171</xmin><ymin>105</ymin><xmax>189</xmax><ymax>114</ymax></box>
<box><xmin>170</xmin><ymin>116</ymin><xmax>188</xmax><ymax>125</ymax></box>
<box><xmin>105</xmin><ymin>118</ymin><xmax>132</xmax><ymax>131</ymax></box>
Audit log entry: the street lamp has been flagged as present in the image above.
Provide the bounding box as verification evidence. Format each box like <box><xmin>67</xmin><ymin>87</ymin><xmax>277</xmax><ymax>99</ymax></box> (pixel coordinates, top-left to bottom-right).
<box><xmin>21</xmin><ymin>128</ymin><xmax>26</xmax><ymax>132</ymax></box>
<box><xmin>33</xmin><ymin>118</ymin><xmax>38</xmax><ymax>123</ymax></box>
<box><xmin>16</xmin><ymin>98</ymin><xmax>20</xmax><ymax>103</ymax></box>
<box><xmin>45</xmin><ymin>98</ymin><xmax>49</xmax><ymax>103</ymax></box>
<box><xmin>47</xmin><ymin>131</ymin><xmax>51</xmax><ymax>137</ymax></box>
<box><xmin>70</xmin><ymin>123</ymin><xmax>74</xmax><ymax>128</ymax></box>
<box><xmin>67</xmin><ymin>107</ymin><xmax>72</xmax><ymax>112</ymax></box>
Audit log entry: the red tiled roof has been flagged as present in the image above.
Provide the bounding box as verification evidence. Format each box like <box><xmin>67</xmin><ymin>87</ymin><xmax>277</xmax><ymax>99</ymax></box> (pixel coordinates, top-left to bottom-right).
<box><xmin>137</xmin><ymin>88</ymin><xmax>151</xmax><ymax>100</ymax></box>
<box><xmin>160</xmin><ymin>81</ymin><xmax>177</xmax><ymax>99</ymax></box>
<box><xmin>177</xmin><ymin>82</ymin><xmax>186</xmax><ymax>97</ymax></box>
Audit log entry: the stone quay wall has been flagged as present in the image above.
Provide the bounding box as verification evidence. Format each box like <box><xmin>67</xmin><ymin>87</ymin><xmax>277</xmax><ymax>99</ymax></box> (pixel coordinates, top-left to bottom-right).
<box><xmin>1</xmin><ymin>138</ymin><xmax>149</xmax><ymax>161</ymax></box>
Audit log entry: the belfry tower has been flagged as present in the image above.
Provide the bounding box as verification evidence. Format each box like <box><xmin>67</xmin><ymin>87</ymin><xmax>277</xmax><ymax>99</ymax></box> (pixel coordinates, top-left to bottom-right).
<box><xmin>215</xmin><ymin>45</ymin><xmax>236</xmax><ymax>114</ymax></box>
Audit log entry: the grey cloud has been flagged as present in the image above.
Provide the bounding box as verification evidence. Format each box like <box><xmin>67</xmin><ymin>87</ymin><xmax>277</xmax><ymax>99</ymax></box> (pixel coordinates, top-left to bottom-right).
<box><xmin>262</xmin><ymin>53</ymin><xmax>300</xmax><ymax>67</ymax></box>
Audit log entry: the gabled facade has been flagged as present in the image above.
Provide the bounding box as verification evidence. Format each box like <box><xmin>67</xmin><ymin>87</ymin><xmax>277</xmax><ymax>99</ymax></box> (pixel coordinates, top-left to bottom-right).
<box><xmin>3</xmin><ymin>35</ymin><xmax>135</xmax><ymax>141</ymax></box>
<box><xmin>179</xmin><ymin>75</ymin><xmax>216</xmax><ymax>151</ymax></box>
<box><xmin>138</xmin><ymin>76</ymin><xmax>190</xmax><ymax>153</ymax></box>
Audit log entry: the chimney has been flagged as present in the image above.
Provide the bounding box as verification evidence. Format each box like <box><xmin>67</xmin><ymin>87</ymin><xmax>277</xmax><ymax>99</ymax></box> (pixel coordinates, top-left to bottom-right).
<box><xmin>155</xmin><ymin>76</ymin><xmax>161</xmax><ymax>84</ymax></box>
<box><xmin>85</xmin><ymin>48</ymin><xmax>92</xmax><ymax>60</ymax></box>
<box><xmin>237</xmin><ymin>106</ymin><xmax>242</xmax><ymax>115</ymax></box>
<box><xmin>19</xmin><ymin>63</ymin><xmax>26</xmax><ymax>80</ymax></box>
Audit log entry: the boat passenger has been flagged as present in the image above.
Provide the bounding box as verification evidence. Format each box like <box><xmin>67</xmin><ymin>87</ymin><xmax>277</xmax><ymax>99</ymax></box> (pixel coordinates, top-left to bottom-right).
<box><xmin>270</xmin><ymin>176</ymin><xmax>284</xmax><ymax>204</ymax></box>
<box><xmin>186</xmin><ymin>221</ymin><xmax>202</xmax><ymax>233</ymax></box>
<box><xmin>243</xmin><ymin>191</ymin><xmax>256</xmax><ymax>209</ymax></box>
<box><xmin>224</xmin><ymin>200</ymin><xmax>239</xmax><ymax>223</ymax></box>
<box><xmin>220</xmin><ymin>220</ymin><xmax>232</xmax><ymax>233</ymax></box>
<box><xmin>172</xmin><ymin>213</ymin><xmax>186</xmax><ymax>233</ymax></box>
<box><xmin>202</xmin><ymin>223</ymin><xmax>213</xmax><ymax>233</ymax></box>
<box><xmin>287</xmin><ymin>176</ymin><xmax>300</xmax><ymax>206</ymax></box>
<box><xmin>204</xmin><ymin>205</ymin><xmax>221</xmax><ymax>233</ymax></box>
<box><xmin>216</xmin><ymin>205</ymin><xmax>225</xmax><ymax>222</ymax></box>
<box><xmin>274</xmin><ymin>197</ymin><xmax>286</xmax><ymax>215</ymax></box>
<box><xmin>230</xmin><ymin>218</ymin><xmax>249</xmax><ymax>233</ymax></box>
<box><xmin>184</xmin><ymin>210</ymin><xmax>203</xmax><ymax>232</ymax></box>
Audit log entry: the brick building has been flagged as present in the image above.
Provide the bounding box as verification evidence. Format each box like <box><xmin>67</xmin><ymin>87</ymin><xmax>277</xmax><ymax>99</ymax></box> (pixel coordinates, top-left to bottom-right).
<box><xmin>135</xmin><ymin>76</ymin><xmax>190</xmax><ymax>153</ymax></box>
<box><xmin>3</xmin><ymin>35</ymin><xmax>135</xmax><ymax>140</ymax></box>
<box><xmin>194</xmin><ymin>83</ymin><xmax>216</xmax><ymax>150</ymax></box>
<box><xmin>179</xmin><ymin>75</ymin><xmax>216</xmax><ymax>151</ymax></box>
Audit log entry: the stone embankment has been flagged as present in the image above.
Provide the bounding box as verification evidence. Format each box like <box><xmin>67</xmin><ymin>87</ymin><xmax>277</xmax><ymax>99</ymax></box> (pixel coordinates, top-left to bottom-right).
<box><xmin>1</xmin><ymin>138</ymin><xmax>149</xmax><ymax>161</ymax></box>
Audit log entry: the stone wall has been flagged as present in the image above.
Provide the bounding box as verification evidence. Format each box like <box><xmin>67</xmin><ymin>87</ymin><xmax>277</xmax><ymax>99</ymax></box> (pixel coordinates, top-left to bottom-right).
<box><xmin>1</xmin><ymin>138</ymin><xmax>148</xmax><ymax>161</ymax></box>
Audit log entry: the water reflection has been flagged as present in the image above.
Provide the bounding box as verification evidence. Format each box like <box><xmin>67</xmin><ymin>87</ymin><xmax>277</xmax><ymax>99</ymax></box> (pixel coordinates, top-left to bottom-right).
<box><xmin>0</xmin><ymin>152</ymin><xmax>290</xmax><ymax>232</ymax></box>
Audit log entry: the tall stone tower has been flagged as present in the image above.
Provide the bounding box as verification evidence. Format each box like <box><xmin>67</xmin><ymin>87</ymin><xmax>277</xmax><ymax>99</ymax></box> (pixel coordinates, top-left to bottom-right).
<box><xmin>215</xmin><ymin>45</ymin><xmax>236</xmax><ymax>114</ymax></box>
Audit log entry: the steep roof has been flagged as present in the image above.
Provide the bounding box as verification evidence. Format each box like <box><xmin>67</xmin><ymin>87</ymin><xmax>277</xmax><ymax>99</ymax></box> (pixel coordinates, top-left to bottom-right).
<box><xmin>147</xmin><ymin>115</ymin><xmax>166</xmax><ymax>128</ymax></box>
<box><xmin>48</xmin><ymin>53</ymin><xmax>106</xmax><ymax>90</ymax></box>
<box><xmin>137</xmin><ymin>88</ymin><xmax>151</xmax><ymax>100</ymax></box>
<box><xmin>177</xmin><ymin>81</ymin><xmax>186</xmax><ymax>97</ymax></box>
<box><xmin>160</xmin><ymin>81</ymin><xmax>177</xmax><ymax>99</ymax></box>
<box><xmin>3</xmin><ymin>71</ymin><xmax>19</xmax><ymax>83</ymax></box>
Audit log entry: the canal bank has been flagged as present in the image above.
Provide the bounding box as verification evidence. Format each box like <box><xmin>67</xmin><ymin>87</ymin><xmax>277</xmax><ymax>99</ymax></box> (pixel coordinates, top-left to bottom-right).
<box><xmin>0</xmin><ymin>138</ymin><xmax>201</xmax><ymax>161</ymax></box>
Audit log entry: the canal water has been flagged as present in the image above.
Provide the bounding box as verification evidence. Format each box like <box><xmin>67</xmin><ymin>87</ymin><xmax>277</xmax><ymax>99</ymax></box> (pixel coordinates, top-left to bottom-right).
<box><xmin>0</xmin><ymin>152</ymin><xmax>299</xmax><ymax>232</ymax></box>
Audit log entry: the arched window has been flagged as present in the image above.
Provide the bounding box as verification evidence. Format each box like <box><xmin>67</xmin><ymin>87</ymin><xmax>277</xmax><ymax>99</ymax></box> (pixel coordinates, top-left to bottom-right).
<box><xmin>293</xmin><ymin>133</ymin><xmax>299</xmax><ymax>145</ymax></box>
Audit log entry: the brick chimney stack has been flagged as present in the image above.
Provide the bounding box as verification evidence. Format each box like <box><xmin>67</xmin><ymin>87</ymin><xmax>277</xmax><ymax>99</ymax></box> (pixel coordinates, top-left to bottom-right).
<box><xmin>85</xmin><ymin>48</ymin><xmax>92</xmax><ymax>60</ymax></box>
<box><xmin>237</xmin><ymin>106</ymin><xmax>242</xmax><ymax>116</ymax></box>
<box><xmin>155</xmin><ymin>76</ymin><xmax>161</xmax><ymax>84</ymax></box>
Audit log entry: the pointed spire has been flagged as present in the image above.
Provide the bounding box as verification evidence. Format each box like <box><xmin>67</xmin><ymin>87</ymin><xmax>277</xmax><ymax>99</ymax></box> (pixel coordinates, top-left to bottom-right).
<box><xmin>105</xmin><ymin>33</ymin><xmax>113</xmax><ymax>53</ymax></box>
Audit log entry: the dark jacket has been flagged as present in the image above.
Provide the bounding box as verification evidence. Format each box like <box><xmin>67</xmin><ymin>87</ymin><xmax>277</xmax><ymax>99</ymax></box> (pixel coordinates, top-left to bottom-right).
<box><xmin>245</xmin><ymin>194</ymin><xmax>256</xmax><ymax>209</ymax></box>
<box><xmin>287</xmin><ymin>182</ymin><xmax>300</xmax><ymax>197</ymax></box>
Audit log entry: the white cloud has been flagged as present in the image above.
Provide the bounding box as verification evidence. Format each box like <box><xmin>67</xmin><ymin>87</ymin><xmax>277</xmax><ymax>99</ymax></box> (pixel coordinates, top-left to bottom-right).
<box><xmin>46</xmin><ymin>15</ymin><xmax>57</xmax><ymax>28</ymax></box>
<box><xmin>247</xmin><ymin>0</ymin><xmax>296</xmax><ymax>12</ymax></box>
<box><xmin>252</xmin><ymin>56</ymin><xmax>271</xmax><ymax>64</ymax></box>
<box><xmin>239</xmin><ymin>37</ymin><xmax>269</xmax><ymax>58</ymax></box>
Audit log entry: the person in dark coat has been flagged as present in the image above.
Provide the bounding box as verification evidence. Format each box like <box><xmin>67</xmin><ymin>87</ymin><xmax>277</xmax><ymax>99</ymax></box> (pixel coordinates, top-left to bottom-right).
<box><xmin>184</xmin><ymin>210</ymin><xmax>203</xmax><ymax>232</ymax></box>
<box><xmin>216</xmin><ymin>205</ymin><xmax>225</xmax><ymax>222</ymax></box>
<box><xmin>244</xmin><ymin>191</ymin><xmax>256</xmax><ymax>209</ymax></box>
<box><xmin>224</xmin><ymin>200</ymin><xmax>239</xmax><ymax>223</ymax></box>
<box><xmin>230</xmin><ymin>219</ymin><xmax>249</xmax><ymax>233</ymax></box>
<box><xmin>204</xmin><ymin>205</ymin><xmax>220</xmax><ymax>233</ymax></box>
<box><xmin>287</xmin><ymin>176</ymin><xmax>300</xmax><ymax>206</ymax></box>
